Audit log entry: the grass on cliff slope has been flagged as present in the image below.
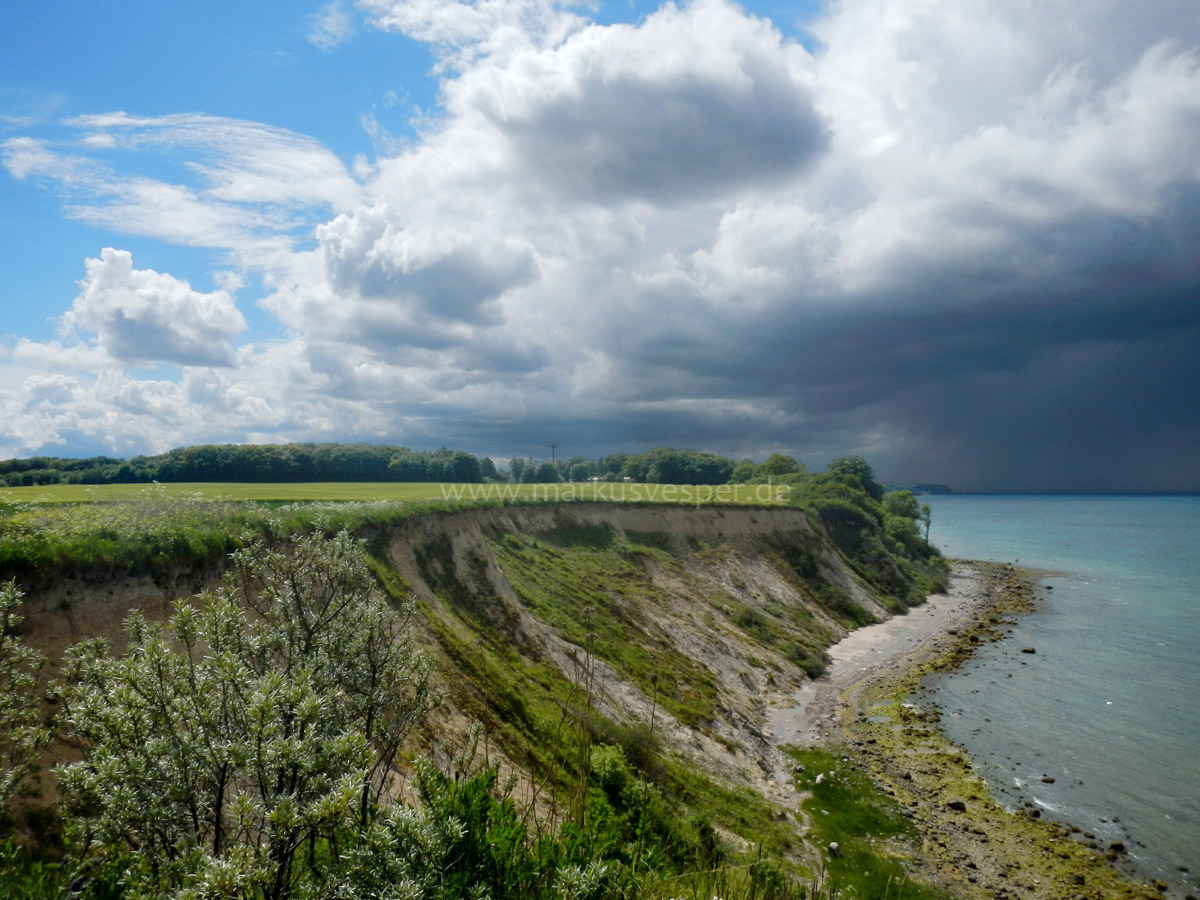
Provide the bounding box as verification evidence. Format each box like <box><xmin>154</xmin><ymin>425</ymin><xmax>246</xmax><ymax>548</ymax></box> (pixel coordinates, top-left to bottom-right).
<box><xmin>489</xmin><ymin>525</ymin><xmax>721</xmax><ymax>728</ymax></box>
<box><xmin>366</xmin><ymin>543</ymin><xmax>814</xmax><ymax>899</ymax></box>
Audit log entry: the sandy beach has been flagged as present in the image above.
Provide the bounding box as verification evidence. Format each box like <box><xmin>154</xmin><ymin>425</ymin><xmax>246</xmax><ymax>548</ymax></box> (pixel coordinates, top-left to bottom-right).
<box><xmin>767</xmin><ymin>563</ymin><xmax>992</xmax><ymax>747</ymax></box>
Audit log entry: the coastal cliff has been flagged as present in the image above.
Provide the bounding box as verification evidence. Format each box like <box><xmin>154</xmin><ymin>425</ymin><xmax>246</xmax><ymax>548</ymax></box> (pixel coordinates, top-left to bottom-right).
<box><xmin>15</xmin><ymin>503</ymin><xmax>921</xmax><ymax>795</ymax></box>
<box><xmin>5</xmin><ymin>500</ymin><xmax>1167</xmax><ymax>898</ymax></box>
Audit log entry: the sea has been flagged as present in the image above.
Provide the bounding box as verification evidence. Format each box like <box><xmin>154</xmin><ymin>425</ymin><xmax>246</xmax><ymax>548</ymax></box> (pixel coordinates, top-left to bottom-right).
<box><xmin>920</xmin><ymin>495</ymin><xmax>1200</xmax><ymax>894</ymax></box>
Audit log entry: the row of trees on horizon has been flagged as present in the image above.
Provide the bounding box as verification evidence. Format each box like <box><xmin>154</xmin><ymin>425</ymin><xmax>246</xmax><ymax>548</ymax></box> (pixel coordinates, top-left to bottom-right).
<box><xmin>0</xmin><ymin>443</ymin><xmax>817</xmax><ymax>488</ymax></box>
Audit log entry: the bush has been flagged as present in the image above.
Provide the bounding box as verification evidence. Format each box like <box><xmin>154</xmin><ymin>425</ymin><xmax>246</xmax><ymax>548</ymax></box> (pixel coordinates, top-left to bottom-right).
<box><xmin>55</xmin><ymin>529</ymin><xmax>436</xmax><ymax>899</ymax></box>
<box><xmin>785</xmin><ymin>644</ymin><xmax>830</xmax><ymax>679</ymax></box>
<box><xmin>590</xmin><ymin>744</ymin><xmax>632</xmax><ymax>797</ymax></box>
<box><xmin>0</xmin><ymin>581</ymin><xmax>48</xmax><ymax>812</ymax></box>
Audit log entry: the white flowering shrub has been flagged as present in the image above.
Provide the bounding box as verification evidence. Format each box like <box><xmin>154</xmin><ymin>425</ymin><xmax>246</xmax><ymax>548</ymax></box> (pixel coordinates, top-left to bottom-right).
<box><xmin>56</xmin><ymin>528</ymin><xmax>436</xmax><ymax>900</ymax></box>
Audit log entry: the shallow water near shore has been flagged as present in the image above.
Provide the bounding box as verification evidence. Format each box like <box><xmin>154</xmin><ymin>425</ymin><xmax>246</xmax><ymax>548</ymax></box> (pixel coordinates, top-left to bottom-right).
<box><xmin>921</xmin><ymin>495</ymin><xmax>1200</xmax><ymax>893</ymax></box>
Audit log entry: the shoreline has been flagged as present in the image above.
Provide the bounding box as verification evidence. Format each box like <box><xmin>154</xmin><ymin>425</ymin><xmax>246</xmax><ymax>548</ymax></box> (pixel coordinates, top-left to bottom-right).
<box><xmin>774</xmin><ymin>561</ymin><xmax>1170</xmax><ymax>900</ymax></box>
<box><xmin>767</xmin><ymin>563</ymin><xmax>1000</xmax><ymax>747</ymax></box>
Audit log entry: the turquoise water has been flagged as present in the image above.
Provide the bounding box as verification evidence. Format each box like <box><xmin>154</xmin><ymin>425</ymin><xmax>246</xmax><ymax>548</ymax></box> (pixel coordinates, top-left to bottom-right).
<box><xmin>922</xmin><ymin>495</ymin><xmax>1200</xmax><ymax>893</ymax></box>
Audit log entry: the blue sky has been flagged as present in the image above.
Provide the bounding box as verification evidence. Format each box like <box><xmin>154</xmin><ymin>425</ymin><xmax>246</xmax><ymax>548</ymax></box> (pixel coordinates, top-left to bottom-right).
<box><xmin>2</xmin><ymin>0</ymin><xmax>1199</xmax><ymax>490</ymax></box>
<box><xmin>2</xmin><ymin>1</ymin><xmax>435</xmax><ymax>337</ymax></box>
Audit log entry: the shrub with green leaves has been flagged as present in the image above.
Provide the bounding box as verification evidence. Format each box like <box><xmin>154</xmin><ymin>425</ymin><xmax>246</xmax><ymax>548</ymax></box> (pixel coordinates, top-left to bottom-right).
<box><xmin>55</xmin><ymin>528</ymin><xmax>436</xmax><ymax>899</ymax></box>
<box><xmin>0</xmin><ymin>580</ymin><xmax>48</xmax><ymax>812</ymax></box>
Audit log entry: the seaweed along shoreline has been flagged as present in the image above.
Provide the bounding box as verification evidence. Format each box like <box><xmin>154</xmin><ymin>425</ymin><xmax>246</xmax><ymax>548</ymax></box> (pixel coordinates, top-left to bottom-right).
<box><xmin>776</xmin><ymin>561</ymin><xmax>1174</xmax><ymax>900</ymax></box>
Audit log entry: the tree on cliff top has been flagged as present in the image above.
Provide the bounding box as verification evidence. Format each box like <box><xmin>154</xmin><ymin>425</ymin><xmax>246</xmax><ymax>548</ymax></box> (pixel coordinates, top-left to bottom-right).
<box><xmin>826</xmin><ymin>456</ymin><xmax>884</xmax><ymax>501</ymax></box>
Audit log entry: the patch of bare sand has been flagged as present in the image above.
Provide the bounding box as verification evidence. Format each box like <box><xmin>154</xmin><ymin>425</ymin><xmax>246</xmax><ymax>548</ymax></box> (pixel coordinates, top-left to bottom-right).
<box><xmin>766</xmin><ymin>564</ymin><xmax>991</xmax><ymax>747</ymax></box>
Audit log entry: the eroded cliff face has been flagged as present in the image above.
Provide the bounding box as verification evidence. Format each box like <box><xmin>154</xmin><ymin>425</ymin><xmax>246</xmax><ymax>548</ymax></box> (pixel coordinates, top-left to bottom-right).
<box><xmin>375</xmin><ymin>504</ymin><xmax>878</xmax><ymax>760</ymax></box>
<box><xmin>12</xmin><ymin>502</ymin><xmax>914</xmax><ymax>823</ymax></box>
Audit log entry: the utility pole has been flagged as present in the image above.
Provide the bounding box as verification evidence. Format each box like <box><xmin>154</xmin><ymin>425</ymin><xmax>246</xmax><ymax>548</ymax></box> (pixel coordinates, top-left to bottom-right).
<box><xmin>547</xmin><ymin>442</ymin><xmax>559</xmax><ymax>462</ymax></box>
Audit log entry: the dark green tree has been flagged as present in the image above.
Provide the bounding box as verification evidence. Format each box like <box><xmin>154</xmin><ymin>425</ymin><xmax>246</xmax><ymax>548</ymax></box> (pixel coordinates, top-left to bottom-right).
<box><xmin>446</xmin><ymin>451</ymin><xmax>483</xmax><ymax>483</ymax></box>
<box><xmin>596</xmin><ymin>453</ymin><xmax>629</xmax><ymax>481</ymax></box>
<box><xmin>881</xmin><ymin>490</ymin><xmax>925</xmax><ymax>555</ymax></box>
<box><xmin>730</xmin><ymin>459</ymin><xmax>759</xmax><ymax>483</ymax></box>
<box><xmin>535</xmin><ymin>461</ymin><xmax>563</xmax><ymax>483</ymax></box>
<box><xmin>761</xmin><ymin>454</ymin><xmax>805</xmax><ymax>477</ymax></box>
<box><xmin>389</xmin><ymin>451</ymin><xmax>429</xmax><ymax>481</ymax></box>
<box><xmin>508</xmin><ymin>457</ymin><xmax>526</xmax><ymax>483</ymax></box>
<box><xmin>882</xmin><ymin>490</ymin><xmax>921</xmax><ymax>520</ymax></box>
<box><xmin>827</xmin><ymin>456</ymin><xmax>884</xmax><ymax>501</ymax></box>
<box><xmin>480</xmin><ymin>457</ymin><xmax>498</xmax><ymax>481</ymax></box>
<box><xmin>568</xmin><ymin>461</ymin><xmax>594</xmax><ymax>482</ymax></box>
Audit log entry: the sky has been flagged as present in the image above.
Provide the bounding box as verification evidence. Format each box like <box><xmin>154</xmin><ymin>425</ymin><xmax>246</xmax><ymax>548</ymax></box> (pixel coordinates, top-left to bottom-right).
<box><xmin>2</xmin><ymin>0</ymin><xmax>1199</xmax><ymax>492</ymax></box>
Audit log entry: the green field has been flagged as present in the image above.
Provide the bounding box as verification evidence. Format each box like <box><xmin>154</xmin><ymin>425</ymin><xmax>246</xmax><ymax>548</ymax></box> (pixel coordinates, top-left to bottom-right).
<box><xmin>0</xmin><ymin>481</ymin><xmax>791</xmax><ymax>506</ymax></box>
<box><xmin>0</xmin><ymin>481</ymin><xmax>791</xmax><ymax>574</ymax></box>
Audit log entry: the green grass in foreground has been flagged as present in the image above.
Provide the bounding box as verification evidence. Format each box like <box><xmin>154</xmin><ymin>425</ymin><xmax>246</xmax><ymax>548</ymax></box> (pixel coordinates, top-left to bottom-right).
<box><xmin>786</xmin><ymin>747</ymin><xmax>949</xmax><ymax>900</ymax></box>
<box><xmin>0</xmin><ymin>481</ymin><xmax>791</xmax><ymax>505</ymax></box>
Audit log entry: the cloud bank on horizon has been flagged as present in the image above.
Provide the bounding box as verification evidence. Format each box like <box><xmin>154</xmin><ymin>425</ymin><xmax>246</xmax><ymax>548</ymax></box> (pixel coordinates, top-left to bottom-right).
<box><xmin>2</xmin><ymin>0</ymin><xmax>1199</xmax><ymax>492</ymax></box>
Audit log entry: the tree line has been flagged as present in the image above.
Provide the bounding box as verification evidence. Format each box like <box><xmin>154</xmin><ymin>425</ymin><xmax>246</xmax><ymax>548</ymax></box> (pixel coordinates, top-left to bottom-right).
<box><xmin>0</xmin><ymin>444</ymin><xmax>495</xmax><ymax>486</ymax></box>
<box><xmin>1</xmin><ymin>442</ymin><xmax>953</xmax><ymax>495</ymax></box>
<box><xmin>0</xmin><ymin>443</ymin><xmax>817</xmax><ymax>487</ymax></box>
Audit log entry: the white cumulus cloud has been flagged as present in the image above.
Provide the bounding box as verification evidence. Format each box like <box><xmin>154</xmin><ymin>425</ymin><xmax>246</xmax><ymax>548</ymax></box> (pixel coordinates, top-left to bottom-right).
<box><xmin>448</xmin><ymin>0</ymin><xmax>827</xmax><ymax>203</ymax></box>
<box><xmin>60</xmin><ymin>248</ymin><xmax>248</xmax><ymax>367</ymax></box>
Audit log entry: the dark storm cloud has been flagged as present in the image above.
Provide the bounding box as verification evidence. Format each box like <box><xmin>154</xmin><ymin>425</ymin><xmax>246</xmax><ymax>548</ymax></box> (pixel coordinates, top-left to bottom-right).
<box><xmin>445</xmin><ymin>337</ymin><xmax>551</xmax><ymax>379</ymax></box>
<box><xmin>559</xmin><ymin>151</ymin><xmax>1200</xmax><ymax>489</ymax></box>
<box><xmin>499</xmin><ymin>72</ymin><xmax>827</xmax><ymax>204</ymax></box>
<box><xmin>588</xmin><ymin>280</ymin><xmax>1200</xmax><ymax>490</ymax></box>
<box><xmin>878</xmin><ymin>327</ymin><xmax>1200</xmax><ymax>492</ymax></box>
